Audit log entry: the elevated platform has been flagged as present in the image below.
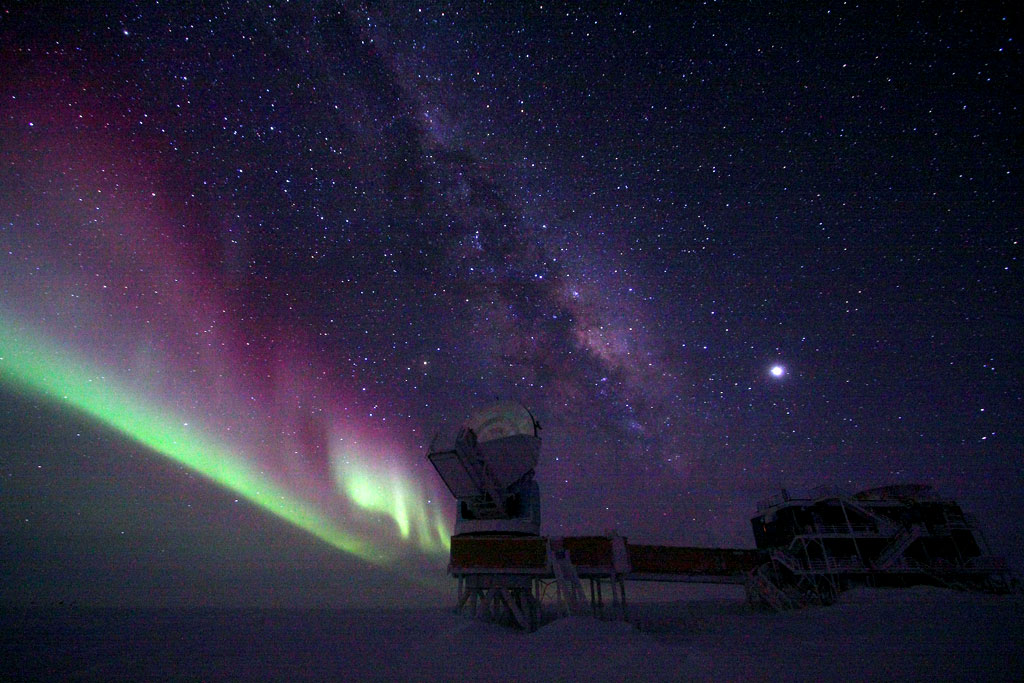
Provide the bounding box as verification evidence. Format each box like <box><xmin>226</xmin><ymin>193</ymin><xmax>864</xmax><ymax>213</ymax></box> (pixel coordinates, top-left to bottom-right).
<box><xmin>448</xmin><ymin>535</ymin><xmax>764</xmax><ymax>629</ymax></box>
<box><xmin>627</xmin><ymin>544</ymin><xmax>763</xmax><ymax>583</ymax></box>
<box><xmin>450</xmin><ymin>535</ymin><xmax>761</xmax><ymax>581</ymax></box>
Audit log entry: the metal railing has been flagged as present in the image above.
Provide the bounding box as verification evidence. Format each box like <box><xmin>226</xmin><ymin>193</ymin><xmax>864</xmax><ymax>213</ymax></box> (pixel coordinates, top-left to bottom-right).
<box><xmin>756</xmin><ymin>485</ymin><xmax>851</xmax><ymax>512</ymax></box>
<box><xmin>772</xmin><ymin>549</ymin><xmax>867</xmax><ymax>575</ymax></box>
<box><xmin>795</xmin><ymin>523</ymin><xmax>887</xmax><ymax>537</ymax></box>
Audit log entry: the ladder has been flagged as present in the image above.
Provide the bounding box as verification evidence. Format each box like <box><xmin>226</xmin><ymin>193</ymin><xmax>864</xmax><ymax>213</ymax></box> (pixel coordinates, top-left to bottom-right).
<box><xmin>549</xmin><ymin>539</ymin><xmax>588</xmax><ymax>617</ymax></box>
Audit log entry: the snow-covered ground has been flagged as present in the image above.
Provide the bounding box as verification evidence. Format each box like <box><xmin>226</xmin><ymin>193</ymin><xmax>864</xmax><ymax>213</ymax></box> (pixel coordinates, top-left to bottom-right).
<box><xmin>1</xmin><ymin>587</ymin><xmax>1021</xmax><ymax>681</ymax></box>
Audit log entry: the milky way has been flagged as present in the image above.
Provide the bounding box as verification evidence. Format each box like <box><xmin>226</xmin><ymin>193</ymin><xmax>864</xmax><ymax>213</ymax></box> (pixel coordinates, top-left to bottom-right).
<box><xmin>1</xmin><ymin>3</ymin><xmax>1020</xmax><ymax>605</ymax></box>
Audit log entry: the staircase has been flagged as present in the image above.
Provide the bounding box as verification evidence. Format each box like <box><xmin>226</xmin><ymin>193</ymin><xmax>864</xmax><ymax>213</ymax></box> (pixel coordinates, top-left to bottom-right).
<box><xmin>834</xmin><ymin>495</ymin><xmax>898</xmax><ymax>536</ymax></box>
<box><xmin>747</xmin><ymin>565</ymin><xmax>792</xmax><ymax>611</ymax></box>
<box><xmin>875</xmin><ymin>524</ymin><xmax>923</xmax><ymax>569</ymax></box>
<box><xmin>771</xmin><ymin>548</ymin><xmax>804</xmax><ymax>574</ymax></box>
<box><xmin>549</xmin><ymin>539</ymin><xmax>588</xmax><ymax>617</ymax></box>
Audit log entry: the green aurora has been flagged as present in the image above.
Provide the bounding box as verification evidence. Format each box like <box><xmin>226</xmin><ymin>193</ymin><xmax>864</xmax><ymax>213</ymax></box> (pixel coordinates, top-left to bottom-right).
<box><xmin>0</xmin><ymin>313</ymin><xmax>450</xmax><ymax>569</ymax></box>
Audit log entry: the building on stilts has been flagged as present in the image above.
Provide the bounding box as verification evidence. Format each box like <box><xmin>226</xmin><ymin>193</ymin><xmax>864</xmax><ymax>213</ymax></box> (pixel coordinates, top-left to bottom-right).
<box><xmin>427</xmin><ymin>403</ymin><xmax>1016</xmax><ymax>630</ymax></box>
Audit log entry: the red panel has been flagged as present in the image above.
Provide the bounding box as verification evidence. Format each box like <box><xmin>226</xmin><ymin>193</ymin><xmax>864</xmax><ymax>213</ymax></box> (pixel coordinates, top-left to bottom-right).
<box><xmin>450</xmin><ymin>537</ymin><xmax>548</xmax><ymax>570</ymax></box>
<box><xmin>562</xmin><ymin>536</ymin><xmax>615</xmax><ymax>568</ymax></box>
<box><xmin>628</xmin><ymin>545</ymin><xmax>762</xmax><ymax>575</ymax></box>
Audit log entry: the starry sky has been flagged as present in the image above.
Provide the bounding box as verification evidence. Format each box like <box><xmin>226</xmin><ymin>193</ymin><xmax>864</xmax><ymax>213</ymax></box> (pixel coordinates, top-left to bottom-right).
<box><xmin>1</xmin><ymin>2</ymin><xmax>1020</xmax><ymax>607</ymax></box>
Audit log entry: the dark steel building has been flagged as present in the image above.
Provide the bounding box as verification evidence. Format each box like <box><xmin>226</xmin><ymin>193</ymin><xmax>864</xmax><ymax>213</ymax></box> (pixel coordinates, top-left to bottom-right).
<box><xmin>749</xmin><ymin>484</ymin><xmax>1013</xmax><ymax>602</ymax></box>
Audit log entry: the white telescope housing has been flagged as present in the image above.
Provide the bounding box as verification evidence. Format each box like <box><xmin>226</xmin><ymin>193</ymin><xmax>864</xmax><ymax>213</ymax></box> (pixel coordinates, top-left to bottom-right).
<box><xmin>428</xmin><ymin>401</ymin><xmax>542</xmax><ymax>536</ymax></box>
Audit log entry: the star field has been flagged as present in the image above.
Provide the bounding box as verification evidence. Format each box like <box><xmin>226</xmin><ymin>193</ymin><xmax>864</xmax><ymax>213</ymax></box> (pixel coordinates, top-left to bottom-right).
<box><xmin>1</xmin><ymin>2</ymin><xmax>1020</xmax><ymax>606</ymax></box>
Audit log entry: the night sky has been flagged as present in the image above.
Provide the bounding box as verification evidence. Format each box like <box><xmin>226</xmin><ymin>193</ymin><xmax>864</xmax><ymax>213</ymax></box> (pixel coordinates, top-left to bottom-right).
<box><xmin>1</xmin><ymin>2</ymin><xmax>1020</xmax><ymax>607</ymax></box>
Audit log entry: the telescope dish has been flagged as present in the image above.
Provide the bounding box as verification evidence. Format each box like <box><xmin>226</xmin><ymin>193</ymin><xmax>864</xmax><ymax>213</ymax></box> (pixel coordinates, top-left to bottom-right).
<box><xmin>464</xmin><ymin>400</ymin><xmax>538</xmax><ymax>443</ymax></box>
<box><xmin>427</xmin><ymin>400</ymin><xmax>541</xmax><ymax>499</ymax></box>
<box><xmin>426</xmin><ymin>401</ymin><xmax>543</xmax><ymax>536</ymax></box>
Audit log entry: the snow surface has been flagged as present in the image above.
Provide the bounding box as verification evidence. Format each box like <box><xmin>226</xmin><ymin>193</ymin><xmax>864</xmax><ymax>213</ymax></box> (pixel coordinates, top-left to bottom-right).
<box><xmin>1</xmin><ymin>587</ymin><xmax>1021</xmax><ymax>681</ymax></box>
